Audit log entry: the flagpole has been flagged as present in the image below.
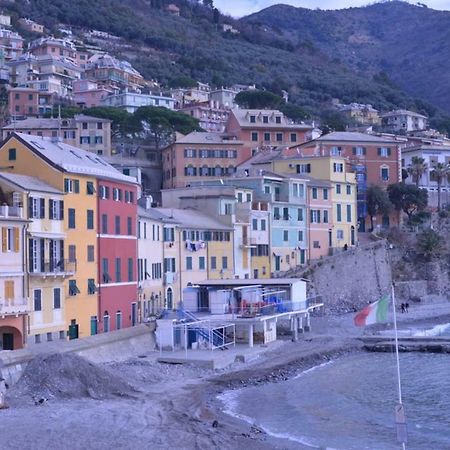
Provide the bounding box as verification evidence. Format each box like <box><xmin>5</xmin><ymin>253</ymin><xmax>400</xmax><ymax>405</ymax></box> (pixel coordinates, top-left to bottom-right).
<box><xmin>391</xmin><ymin>283</ymin><xmax>406</xmax><ymax>450</ymax></box>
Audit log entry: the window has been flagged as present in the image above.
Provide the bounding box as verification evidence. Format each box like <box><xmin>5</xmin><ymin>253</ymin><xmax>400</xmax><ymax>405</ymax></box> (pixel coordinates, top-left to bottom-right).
<box><xmin>211</xmin><ymin>256</ymin><xmax>217</xmax><ymax>270</ymax></box>
<box><xmin>273</xmin><ymin>207</ymin><xmax>280</xmax><ymax>220</ymax></box>
<box><xmin>264</xmin><ymin>186</ymin><xmax>270</xmax><ymax>194</ymax></box>
<box><xmin>102</xmin><ymin>258</ymin><xmax>111</xmax><ymax>283</ymax></box>
<box><xmin>264</xmin><ymin>132</ymin><xmax>270</xmax><ymax>142</ymax></box>
<box><xmin>127</xmin><ymin>217</ymin><xmax>132</xmax><ymax>236</ymax></box>
<box><xmin>4</xmin><ymin>280</ymin><xmax>14</xmax><ymax>299</ymax></box>
<box><xmin>323</xmin><ymin>188</ymin><xmax>329</xmax><ymax>200</ymax></box>
<box><xmin>49</xmin><ymin>199</ymin><xmax>64</xmax><ymax>220</ymax></box>
<box><xmin>298</xmin><ymin>208</ymin><xmax>303</xmax><ymax>221</ymax></box>
<box><xmin>64</xmin><ymin>178</ymin><xmax>80</xmax><ymax>193</ymax></box>
<box><xmin>95</xmin><ymin>136</ymin><xmax>103</xmax><ymax>145</ymax></box>
<box><xmin>29</xmin><ymin>197</ymin><xmax>45</xmax><ymax>219</ymax></box>
<box><xmin>53</xmin><ymin>288</ymin><xmax>61</xmax><ymax>309</ymax></box>
<box><xmin>276</xmin><ymin>133</ymin><xmax>283</xmax><ymax>142</ymax></box>
<box><xmin>35</xmin><ymin>334</ymin><xmax>41</xmax><ymax>344</ymax></box>
<box><xmin>352</xmin><ymin>146</ymin><xmax>366</xmax><ymax>156</ymax></box>
<box><xmin>199</xmin><ymin>256</ymin><xmax>205</xmax><ymax>270</ymax></box>
<box><xmin>261</xmin><ymin>219</ymin><xmax>266</xmax><ymax>231</ymax></box>
<box><xmin>186</xmin><ymin>256</ymin><xmax>193</xmax><ymax>270</ymax></box>
<box><xmin>115</xmin><ymin>258</ymin><xmax>121</xmax><ymax>282</ymax></box>
<box><xmin>381</xmin><ymin>167</ymin><xmax>389</xmax><ymax>181</ymax></box>
<box><xmin>347</xmin><ymin>204</ymin><xmax>352</xmax><ymax>222</ymax></box>
<box><xmin>250</xmin><ymin>115</ymin><xmax>256</xmax><ymax>123</ymax></box>
<box><xmin>337</xmin><ymin>204</ymin><xmax>342</xmax><ymax>222</ymax></box>
<box><xmin>34</xmin><ymin>289</ymin><xmax>42</xmax><ymax>311</ymax></box>
<box><xmin>97</xmin><ymin>122</ymin><xmax>103</xmax><ymax>130</ymax></box>
<box><xmin>283</xmin><ymin>230</ymin><xmax>289</xmax><ymax>242</ymax></box>
<box><xmin>82</xmin><ymin>122</ymin><xmax>88</xmax><ymax>129</ymax></box>
<box><xmin>313</xmin><ymin>241</ymin><xmax>320</xmax><ymax>249</ymax></box>
<box><xmin>104</xmin><ymin>314</ymin><xmax>110</xmax><ymax>333</ymax></box>
<box><xmin>246</xmin><ymin>193</ymin><xmax>252</xmax><ymax>202</ymax></box>
<box><xmin>68</xmin><ymin>209</ymin><xmax>76</xmax><ymax>228</ymax></box>
<box><xmin>336</xmin><ymin>184</ymin><xmax>341</xmax><ymax>194</ymax></box>
<box><xmin>252</xmin><ymin>219</ymin><xmax>258</xmax><ymax>231</ymax></box>
<box><xmin>100</xmin><ymin>185</ymin><xmax>110</xmax><ymax>199</ymax></box>
<box><xmin>88</xmin><ymin>278</ymin><xmax>97</xmax><ymax>294</ymax></box>
<box><xmin>69</xmin><ymin>279</ymin><xmax>80</xmax><ymax>296</ymax></box>
<box><xmin>164</xmin><ymin>258</ymin><xmax>176</xmax><ymax>273</ymax></box>
<box><xmin>101</xmin><ymin>214</ymin><xmax>108</xmax><ymax>234</ymax></box>
<box><xmin>116</xmin><ymin>312</ymin><xmax>122</xmax><ymax>330</ymax></box>
<box><xmin>323</xmin><ymin>210</ymin><xmax>329</xmax><ymax>223</ymax></box>
<box><xmin>222</xmin><ymin>256</ymin><xmax>228</xmax><ymax>269</ymax></box>
<box><xmin>378</xmin><ymin>147</ymin><xmax>391</xmax><ymax>157</ymax></box>
<box><xmin>115</xmin><ymin>216</ymin><xmax>121</xmax><ymax>234</ymax></box>
<box><xmin>310</xmin><ymin>210</ymin><xmax>321</xmax><ymax>223</ymax></box>
<box><xmin>290</xmin><ymin>133</ymin><xmax>297</xmax><ymax>143</ymax></box>
<box><xmin>263</xmin><ymin>116</ymin><xmax>269</xmax><ymax>124</ymax></box>
<box><xmin>333</xmin><ymin>163</ymin><xmax>344</xmax><ymax>173</ymax></box>
<box><xmin>87</xmin><ymin>209</ymin><xmax>94</xmax><ymax>229</ymax></box>
<box><xmin>68</xmin><ymin>245</ymin><xmax>76</xmax><ymax>263</ymax></box>
<box><xmin>86</xmin><ymin>181</ymin><xmax>95</xmax><ymax>195</ymax></box>
<box><xmin>330</xmin><ymin>146</ymin><xmax>341</xmax><ymax>156</ymax></box>
<box><xmin>346</xmin><ymin>184</ymin><xmax>352</xmax><ymax>195</ymax></box>
<box><xmin>312</xmin><ymin>187</ymin><xmax>318</xmax><ymax>199</ymax></box>
<box><xmin>128</xmin><ymin>258</ymin><xmax>133</xmax><ymax>282</ymax></box>
<box><xmin>87</xmin><ymin>245</ymin><xmax>95</xmax><ymax>262</ymax></box>
<box><xmin>298</xmin><ymin>230</ymin><xmax>303</xmax><ymax>242</ymax></box>
<box><xmin>163</xmin><ymin>227</ymin><xmax>175</xmax><ymax>242</ymax></box>
<box><xmin>337</xmin><ymin>229</ymin><xmax>344</xmax><ymax>240</ymax></box>
<box><xmin>251</xmin><ymin>132</ymin><xmax>258</xmax><ymax>142</ymax></box>
<box><xmin>296</xmin><ymin>163</ymin><xmax>311</xmax><ymax>174</ymax></box>
<box><xmin>8</xmin><ymin>148</ymin><xmax>16</xmax><ymax>160</ymax></box>
<box><xmin>224</xmin><ymin>203</ymin><xmax>233</xmax><ymax>215</ymax></box>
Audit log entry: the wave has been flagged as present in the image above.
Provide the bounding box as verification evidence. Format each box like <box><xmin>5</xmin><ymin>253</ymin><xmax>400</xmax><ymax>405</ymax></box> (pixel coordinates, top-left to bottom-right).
<box><xmin>218</xmin><ymin>360</ymin><xmax>337</xmax><ymax>449</ymax></box>
<box><xmin>413</xmin><ymin>323</ymin><xmax>450</xmax><ymax>337</ymax></box>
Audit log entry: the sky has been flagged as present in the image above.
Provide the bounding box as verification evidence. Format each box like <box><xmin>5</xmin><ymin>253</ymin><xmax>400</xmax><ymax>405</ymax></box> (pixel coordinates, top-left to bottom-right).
<box><xmin>213</xmin><ymin>0</ymin><xmax>450</xmax><ymax>18</ymax></box>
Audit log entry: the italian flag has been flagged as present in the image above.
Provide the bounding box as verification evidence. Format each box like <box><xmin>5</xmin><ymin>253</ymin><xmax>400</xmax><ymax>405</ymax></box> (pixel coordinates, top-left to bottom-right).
<box><xmin>354</xmin><ymin>295</ymin><xmax>390</xmax><ymax>327</ymax></box>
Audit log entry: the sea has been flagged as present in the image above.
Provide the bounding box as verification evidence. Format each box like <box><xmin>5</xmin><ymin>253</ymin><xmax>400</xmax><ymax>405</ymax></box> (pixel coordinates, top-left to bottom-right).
<box><xmin>219</xmin><ymin>324</ymin><xmax>450</xmax><ymax>450</ymax></box>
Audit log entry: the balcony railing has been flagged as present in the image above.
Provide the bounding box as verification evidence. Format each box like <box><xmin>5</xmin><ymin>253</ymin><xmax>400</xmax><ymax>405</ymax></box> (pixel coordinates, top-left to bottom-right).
<box><xmin>0</xmin><ymin>297</ymin><xmax>28</xmax><ymax>315</ymax></box>
<box><xmin>240</xmin><ymin>237</ymin><xmax>257</xmax><ymax>248</ymax></box>
<box><xmin>29</xmin><ymin>259</ymin><xmax>76</xmax><ymax>276</ymax></box>
<box><xmin>0</xmin><ymin>205</ymin><xmax>23</xmax><ymax>218</ymax></box>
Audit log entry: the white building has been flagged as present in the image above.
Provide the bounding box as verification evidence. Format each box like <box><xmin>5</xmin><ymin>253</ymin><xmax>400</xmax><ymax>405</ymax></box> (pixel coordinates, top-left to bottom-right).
<box><xmin>381</xmin><ymin>109</ymin><xmax>428</xmax><ymax>133</ymax></box>
<box><xmin>101</xmin><ymin>92</ymin><xmax>175</xmax><ymax>113</ymax></box>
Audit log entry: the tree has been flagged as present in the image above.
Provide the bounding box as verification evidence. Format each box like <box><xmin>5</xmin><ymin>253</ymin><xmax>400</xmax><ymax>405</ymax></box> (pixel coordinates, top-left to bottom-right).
<box><xmin>366</xmin><ymin>185</ymin><xmax>393</xmax><ymax>231</ymax></box>
<box><xmin>279</xmin><ymin>103</ymin><xmax>308</xmax><ymax>122</ymax></box>
<box><xmin>407</xmin><ymin>156</ymin><xmax>427</xmax><ymax>187</ymax></box>
<box><xmin>234</xmin><ymin>90</ymin><xmax>283</xmax><ymax>110</ymax></box>
<box><xmin>387</xmin><ymin>183</ymin><xmax>428</xmax><ymax>220</ymax></box>
<box><xmin>82</xmin><ymin>107</ymin><xmax>139</xmax><ymax>139</ymax></box>
<box><xmin>167</xmin><ymin>76</ymin><xmax>198</xmax><ymax>89</ymax></box>
<box><xmin>203</xmin><ymin>0</ymin><xmax>214</xmax><ymax>8</ymax></box>
<box><xmin>416</xmin><ymin>229</ymin><xmax>444</xmax><ymax>261</ymax></box>
<box><xmin>430</xmin><ymin>162</ymin><xmax>450</xmax><ymax>211</ymax></box>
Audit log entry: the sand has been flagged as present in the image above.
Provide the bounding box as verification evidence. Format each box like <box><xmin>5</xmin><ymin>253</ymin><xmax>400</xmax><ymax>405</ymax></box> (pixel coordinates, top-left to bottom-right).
<box><xmin>1</xmin><ymin>302</ymin><xmax>449</xmax><ymax>450</ymax></box>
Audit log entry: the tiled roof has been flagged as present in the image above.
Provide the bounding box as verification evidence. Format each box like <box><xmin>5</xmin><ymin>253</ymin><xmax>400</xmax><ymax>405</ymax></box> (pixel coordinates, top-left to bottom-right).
<box><xmin>174</xmin><ymin>132</ymin><xmax>243</xmax><ymax>145</ymax></box>
<box><xmin>313</xmin><ymin>131</ymin><xmax>398</xmax><ymax>143</ymax></box>
<box><xmin>11</xmin><ymin>133</ymin><xmax>137</xmax><ymax>184</ymax></box>
<box><xmin>0</xmin><ymin>172</ymin><xmax>62</xmax><ymax>194</ymax></box>
<box><xmin>4</xmin><ymin>115</ymin><xmax>110</xmax><ymax>130</ymax></box>
<box><xmin>153</xmin><ymin>207</ymin><xmax>232</xmax><ymax>230</ymax></box>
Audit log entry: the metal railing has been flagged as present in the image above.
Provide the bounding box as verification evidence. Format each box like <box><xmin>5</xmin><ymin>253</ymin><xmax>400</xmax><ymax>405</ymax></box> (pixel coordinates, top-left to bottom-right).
<box><xmin>0</xmin><ymin>297</ymin><xmax>28</xmax><ymax>315</ymax></box>
<box><xmin>29</xmin><ymin>259</ymin><xmax>76</xmax><ymax>275</ymax></box>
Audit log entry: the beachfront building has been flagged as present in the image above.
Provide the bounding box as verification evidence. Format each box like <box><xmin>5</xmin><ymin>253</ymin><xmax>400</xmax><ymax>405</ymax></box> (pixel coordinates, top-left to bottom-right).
<box><xmin>161</xmin><ymin>132</ymin><xmax>245</xmax><ymax>189</ymax></box>
<box><xmin>0</xmin><ymin>195</ymin><xmax>28</xmax><ymax>350</ymax></box>
<box><xmin>226</xmin><ymin>109</ymin><xmax>314</xmax><ymax>161</ymax></box>
<box><xmin>402</xmin><ymin>142</ymin><xmax>450</xmax><ymax>209</ymax></box>
<box><xmin>292</xmin><ymin>132</ymin><xmax>402</xmax><ymax>231</ymax></box>
<box><xmin>2</xmin><ymin>115</ymin><xmax>112</xmax><ymax>156</ymax></box>
<box><xmin>0</xmin><ymin>173</ymin><xmax>71</xmax><ymax>344</ymax></box>
<box><xmin>0</xmin><ymin>132</ymin><xmax>136</xmax><ymax>339</ymax></box>
<box><xmin>97</xmin><ymin>176</ymin><xmax>139</xmax><ymax>333</ymax></box>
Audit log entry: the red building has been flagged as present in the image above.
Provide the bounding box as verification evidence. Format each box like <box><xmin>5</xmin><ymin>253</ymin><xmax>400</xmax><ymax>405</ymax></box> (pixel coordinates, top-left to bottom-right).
<box><xmin>8</xmin><ymin>87</ymin><xmax>39</xmax><ymax>119</ymax></box>
<box><xmin>292</xmin><ymin>132</ymin><xmax>403</xmax><ymax>231</ymax></box>
<box><xmin>97</xmin><ymin>178</ymin><xmax>139</xmax><ymax>332</ymax></box>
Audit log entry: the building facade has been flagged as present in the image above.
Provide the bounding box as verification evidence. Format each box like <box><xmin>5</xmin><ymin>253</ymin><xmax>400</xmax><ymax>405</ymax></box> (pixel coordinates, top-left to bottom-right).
<box><xmin>381</xmin><ymin>110</ymin><xmax>428</xmax><ymax>133</ymax></box>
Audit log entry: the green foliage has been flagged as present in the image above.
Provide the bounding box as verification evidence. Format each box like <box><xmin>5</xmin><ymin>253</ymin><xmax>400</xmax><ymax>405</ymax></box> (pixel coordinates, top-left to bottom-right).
<box><xmin>387</xmin><ymin>183</ymin><xmax>428</xmax><ymax>219</ymax></box>
<box><xmin>416</xmin><ymin>229</ymin><xmax>443</xmax><ymax>261</ymax></box>
<box><xmin>279</xmin><ymin>103</ymin><xmax>309</xmax><ymax>121</ymax></box>
<box><xmin>407</xmin><ymin>156</ymin><xmax>427</xmax><ymax>187</ymax></box>
<box><xmin>366</xmin><ymin>185</ymin><xmax>393</xmax><ymax>231</ymax></box>
<box><xmin>234</xmin><ymin>90</ymin><xmax>283</xmax><ymax>109</ymax></box>
<box><xmin>320</xmin><ymin>109</ymin><xmax>351</xmax><ymax>133</ymax></box>
<box><xmin>167</xmin><ymin>76</ymin><xmax>198</xmax><ymax>89</ymax></box>
<box><xmin>82</xmin><ymin>107</ymin><xmax>140</xmax><ymax>137</ymax></box>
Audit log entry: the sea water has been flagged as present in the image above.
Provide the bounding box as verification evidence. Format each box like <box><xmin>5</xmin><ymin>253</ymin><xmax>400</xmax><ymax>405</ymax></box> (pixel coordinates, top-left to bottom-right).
<box><xmin>220</xmin><ymin>352</ymin><xmax>450</xmax><ymax>450</ymax></box>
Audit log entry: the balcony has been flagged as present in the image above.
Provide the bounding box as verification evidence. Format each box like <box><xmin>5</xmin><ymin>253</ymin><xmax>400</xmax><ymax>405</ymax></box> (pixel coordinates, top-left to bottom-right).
<box><xmin>164</xmin><ymin>272</ymin><xmax>178</xmax><ymax>285</ymax></box>
<box><xmin>0</xmin><ymin>298</ymin><xmax>28</xmax><ymax>316</ymax></box>
<box><xmin>0</xmin><ymin>205</ymin><xmax>23</xmax><ymax>218</ymax></box>
<box><xmin>29</xmin><ymin>259</ymin><xmax>76</xmax><ymax>277</ymax></box>
<box><xmin>240</xmin><ymin>237</ymin><xmax>257</xmax><ymax>248</ymax></box>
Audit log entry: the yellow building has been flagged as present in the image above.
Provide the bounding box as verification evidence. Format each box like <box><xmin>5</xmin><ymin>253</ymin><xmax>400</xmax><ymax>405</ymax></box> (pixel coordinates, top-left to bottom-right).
<box><xmin>0</xmin><ymin>173</ymin><xmax>70</xmax><ymax>344</ymax></box>
<box><xmin>0</xmin><ymin>133</ymin><xmax>130</xmax><ymax>338</ymax></box>
<box><xmin>259</xmin><ymin>155</ymin><xmax>358</xmax><ymax>250</ymax></box>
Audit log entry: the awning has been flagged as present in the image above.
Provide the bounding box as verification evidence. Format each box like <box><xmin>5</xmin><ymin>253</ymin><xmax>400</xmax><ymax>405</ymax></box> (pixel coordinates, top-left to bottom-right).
<box><xmin>28</xmin><ymin>231</ymin><xmax>65</xmax><ymax>239</ymax></box>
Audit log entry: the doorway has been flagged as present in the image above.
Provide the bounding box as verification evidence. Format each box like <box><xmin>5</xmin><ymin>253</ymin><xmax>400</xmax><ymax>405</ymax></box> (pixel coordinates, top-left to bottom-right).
<box><xmin>166</xmin><ymin>287</ymin><xmax>173</xmax><ymax>310</ymax></box>
<box><xmin>2</xmin><ymin>332</ymin><xmax>14</xmax><ymax>350</ymax></box>
<box><xmin>131</xmin><ymin>302</ymin><xmax>137</xmax><ymax>326</ymax></box>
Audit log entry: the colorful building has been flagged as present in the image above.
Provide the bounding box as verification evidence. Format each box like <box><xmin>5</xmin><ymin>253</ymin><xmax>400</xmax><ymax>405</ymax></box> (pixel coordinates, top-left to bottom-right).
<box><xmin>0</xmin><ymin>132</ymin><xmax>136</xmax><ymax>339</ymax></box>
<box><xmin>8</xmin><ymin>87</ymin><xmax>39</xmax><ymax>119</ymax></box>
<box><xmin>0</xmin><ymin>172</ymin><xmax>71</xmax><ymax>344</ymax></box>
<box><xmin>0</xmin><ymin>197</ymin><xmax>28</xmax><ymax>350</ymax></box>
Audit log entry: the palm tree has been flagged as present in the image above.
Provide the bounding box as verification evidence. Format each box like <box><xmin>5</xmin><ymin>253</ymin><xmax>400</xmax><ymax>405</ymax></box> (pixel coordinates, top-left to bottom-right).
<box><xmin>407</xmin><ymin>156</ymin><xmax>427</xmax><ymax>187</ymax></box>
<box><xmin>431</xmin><ymin>162</ymin><xmax>450</xmax><ymax>211</ymax></box>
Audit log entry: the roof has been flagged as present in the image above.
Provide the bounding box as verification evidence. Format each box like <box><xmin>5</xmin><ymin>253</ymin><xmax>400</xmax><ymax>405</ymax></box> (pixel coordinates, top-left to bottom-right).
<box><xmin>0</xmin><ymin>172</ymin><xmax>62</xmax><ymax>194</ymax></box>
<box><xmin>153</xmin><ymin>207</ymin><xmax>232</xmax><ymax>231</ymax></box>
<box><xmin>381</xmin><ymin>109</ymin><xmax>428</xmax><ymax>119</ymax></box>
<box><xmin>3</xmin><ymin>114</ymin><xmax>109</xmax><ymax>130</ymax></box>
<box><xmin>313</xmin><ymin>131</ymin><xmax>398</xmax><ymax>144</ymax></box>
<box><xmin>173</xmin><ymin>132</ymin><xmax>243</xmax><ymax>145</ymax></box>
<box><xmin>230</xmin><ymin>109</ymin><xmax>313</xmax><ymax>130</ymax></box>
<box><xmin>137</xmin><ymin>206</ymin><xmax>179</xmax><ymax>224</ymax></box>
<box><xmin>196</xmin><ymin>278</ymin><xmax>306</xmax><ymax>287</ymax></box>
<box><xmin>9</xmin><ymin>133</ymin><xmax>137</xmax><ymax>184</ymax></box>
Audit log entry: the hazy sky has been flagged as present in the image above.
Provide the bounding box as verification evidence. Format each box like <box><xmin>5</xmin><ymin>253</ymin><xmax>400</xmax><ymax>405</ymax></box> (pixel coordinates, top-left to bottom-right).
<box><xmin>214</xmin><ymin>0</ymin><xmax>449</xmax><ymax>18</ymax></box>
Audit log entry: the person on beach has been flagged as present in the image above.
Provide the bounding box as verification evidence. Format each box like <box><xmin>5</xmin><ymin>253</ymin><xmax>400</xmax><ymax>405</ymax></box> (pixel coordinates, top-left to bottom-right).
<box><xmin>0</xmin><ymin>377</ymin><xmax>8</xmax><ymax>409</ymax></box>
<box><xmin>405</xmin><ymin>302</ymin><xmax>409</xmax><ymax>313</ymax></box>
<box><xmin>401</xmin><ymin>303</ymin><xmax>405</xmax><ymax>313</ymax></box>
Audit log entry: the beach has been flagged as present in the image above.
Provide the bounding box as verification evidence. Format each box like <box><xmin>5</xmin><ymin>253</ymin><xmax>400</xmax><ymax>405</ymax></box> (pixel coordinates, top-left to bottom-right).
<box><xmin>1</xmin><ymin>302</ymin><xmax>450</xmax><ymax>450</ymax></box>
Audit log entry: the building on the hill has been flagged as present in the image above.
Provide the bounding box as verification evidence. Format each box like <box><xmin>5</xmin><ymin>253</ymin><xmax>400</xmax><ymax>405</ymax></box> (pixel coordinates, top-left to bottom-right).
<box><xmin>161</xmin><ymin>132</ymin><xmax>245</xmax><ymax>189</ymax></box>
<box><xmin>166</xmin><ymin>4</ymin><xmax>180</xmax><ymax>15</ymax></box>
<box><xmin>179</xmin><ymin>102</ymin><xmax>230</xmax><ymax>133</ymax></box>
<box><xmin>73</xmin><ymin>79</ymin><xmax>113</xmax><ymax>108</ymax></box>
<box><xmin>381</xmin><ymin>109</ymin><xmax>428</xmax><ymax>133</ymax></box>
<box><xmin>18</xmin><ymin>18</ymin><xmax>44</xmax><ymax>34</ymax></box>
<box><xmin>100</xmin><ymin>91</ymin><xmax>175</xmax><ymax>113</ymax></box>
<box><xmin>0</xmin><ymin>194</ymin><xmax>28</xmax><ymax>350</ymax></box>
<box><xmin>337</xmin><ymin>103</ymin><xmax>381</xmax><ymax>126</ymax></box>
<box><xmin>0</xmin><ymin>28</ymin><xmax>24</xmax><ymax>61</ymax></box>
<box><xmin>2</xmin><ymin>115</ymin><xmax>112</xmax><ymax>156</ymax></box>
<box><xmin>8</xmin><ymin>87</ymin><xmax>39</xmax><ymax>119</ymax></box>
<box><xmin>28</xmin><ymin>37</ymin><xmax>77</xmax><ymax>63</ymax></box>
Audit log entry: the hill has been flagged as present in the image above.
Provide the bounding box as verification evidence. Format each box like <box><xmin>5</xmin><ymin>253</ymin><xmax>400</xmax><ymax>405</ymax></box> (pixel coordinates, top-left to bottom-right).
<box><xmin>2</xmin><ymin>0</ymin><xmax>450</xmax><ymax>131</ymax></box>
<box><xmin>244</xmin><ymin>1</ymin><xmax>450</xmax><ymax>115</ymax></box>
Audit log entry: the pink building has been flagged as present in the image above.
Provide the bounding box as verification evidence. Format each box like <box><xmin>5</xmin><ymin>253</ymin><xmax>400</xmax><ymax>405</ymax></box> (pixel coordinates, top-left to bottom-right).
<box><xmin>306</xmin><ymin>178</ymin><xmax>333</xmax><ymax>260</ymax></box>
<box><xmin>97</xmin><ymin>179</ymin><xmax>139</xmax><ymax>332</ymax></box>
<box><xmin>180</xmin><ymin>102</ymin><xmax>230</xmax><ymax>133</ymax></box>
<box><xmin>0</xmin><ymin>28</ymin><xmax>24</xmax><ymax>61</ymax></box>
<box><xmin>28</xmin><ymin>37</ymin><xmax>77</xmax><ymax>62</ymax></box>
<box><xmin>73</xmin><ymin>80</ymin><xmax>113</xmax><ymax>108</ymax></box>
<box><xmin>8</xmin><ymin>87</ymin><xmax>39</xmax><ymax>118</ymax></box>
